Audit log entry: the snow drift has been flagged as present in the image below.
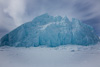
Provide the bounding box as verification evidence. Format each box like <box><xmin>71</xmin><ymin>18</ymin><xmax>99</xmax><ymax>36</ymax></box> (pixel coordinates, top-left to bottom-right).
<box><xmin>0</xmin><ymin>43</ymin><xmax>100</xmax><ymax>67</ymax></box>
<box><xmin>0</xmin><ymin>13</ymin><xmax>99</xmax><ymax>47</ymax></box>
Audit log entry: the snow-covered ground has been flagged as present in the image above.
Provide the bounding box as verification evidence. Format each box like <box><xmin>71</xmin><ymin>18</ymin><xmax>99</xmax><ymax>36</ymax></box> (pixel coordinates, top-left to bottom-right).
<box><xmin>0</xmin><ymin>43</ymin><xmax>100</xmax><ymax>67</ymax></box>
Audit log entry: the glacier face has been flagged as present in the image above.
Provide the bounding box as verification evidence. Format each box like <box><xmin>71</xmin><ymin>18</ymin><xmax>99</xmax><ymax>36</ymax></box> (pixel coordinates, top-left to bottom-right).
<box><xmin>0</xmin><ymin>13</ymin><xmax>99</xmax><ymax>47</ymax></box>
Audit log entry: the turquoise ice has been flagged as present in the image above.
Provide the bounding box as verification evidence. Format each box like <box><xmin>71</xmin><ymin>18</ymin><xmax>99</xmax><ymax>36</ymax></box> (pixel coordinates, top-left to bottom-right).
<box><xmin>0</xmin><ymin>14</ymin><xmax>99</xmax><ymax>47</ymax></box>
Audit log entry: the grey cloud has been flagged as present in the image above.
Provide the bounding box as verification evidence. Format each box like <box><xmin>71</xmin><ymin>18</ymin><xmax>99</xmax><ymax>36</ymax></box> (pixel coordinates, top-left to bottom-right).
<box><xmin>0</xmin><ymin>0</ymin><xmax>100</xmax><ymax>38</ymax></box>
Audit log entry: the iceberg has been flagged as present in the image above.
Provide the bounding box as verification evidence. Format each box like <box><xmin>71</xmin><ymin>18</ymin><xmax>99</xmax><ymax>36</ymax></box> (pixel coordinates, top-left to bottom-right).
<box><xmin>0</xmin><ymin>13</ymin><xmax>99</xmax><ymax>47</ymax></box>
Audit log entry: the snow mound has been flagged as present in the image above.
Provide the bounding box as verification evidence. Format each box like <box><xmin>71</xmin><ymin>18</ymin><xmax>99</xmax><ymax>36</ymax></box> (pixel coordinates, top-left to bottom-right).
<box><xmin>0</xmin><ymin>13</ymin><xmax>99</xmax><ymax>47</ymax></box>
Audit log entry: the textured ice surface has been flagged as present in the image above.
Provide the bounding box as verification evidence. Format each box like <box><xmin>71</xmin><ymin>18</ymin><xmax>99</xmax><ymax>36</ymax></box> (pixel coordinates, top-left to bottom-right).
<box><xmin>0</xmin><ymin>13</ymin><xmax>99</xmax><ymax>47</ymax></box>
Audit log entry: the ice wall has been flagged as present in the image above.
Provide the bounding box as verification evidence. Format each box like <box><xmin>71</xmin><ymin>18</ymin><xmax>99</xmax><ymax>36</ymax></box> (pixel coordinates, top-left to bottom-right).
<box><xmin>0</xmin><ymin>14</ymin><xmax>99</xmax><ymax>47</ymax></box>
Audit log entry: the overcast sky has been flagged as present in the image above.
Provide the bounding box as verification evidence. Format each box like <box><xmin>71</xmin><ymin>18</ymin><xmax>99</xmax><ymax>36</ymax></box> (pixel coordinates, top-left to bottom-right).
<box><xmin>0</xmin><ymin>0</ymin><xmax>100</xmax><ymax>38</ymax></box>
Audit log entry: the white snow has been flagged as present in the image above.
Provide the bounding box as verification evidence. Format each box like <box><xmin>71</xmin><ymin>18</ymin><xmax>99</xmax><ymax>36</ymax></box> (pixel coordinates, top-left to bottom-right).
<box><xmin>40</xmin><ymin>23</ymin><xmax>52</xmax><ymax>30</ymax></box>
<box><xmin>0</xmin><ymin>43</ymin><xmax>100</xmax><ymax>67</ymax></box>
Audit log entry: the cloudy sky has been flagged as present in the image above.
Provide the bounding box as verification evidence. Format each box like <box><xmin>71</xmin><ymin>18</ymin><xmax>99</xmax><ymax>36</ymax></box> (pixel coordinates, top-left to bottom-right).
<box><xmin>0</xmin><ymin>0</ymin><xmax>100</xmax><ymax>38</ymax></box>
